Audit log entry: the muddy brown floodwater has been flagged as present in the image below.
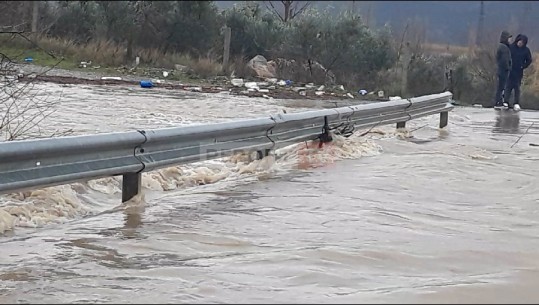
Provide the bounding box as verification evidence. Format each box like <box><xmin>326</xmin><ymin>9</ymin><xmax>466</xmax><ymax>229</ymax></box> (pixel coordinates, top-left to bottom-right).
<box><xmin>1</xmin><ymin>83</ymin><xmax>539</xmax><ymax>304</ymax></box>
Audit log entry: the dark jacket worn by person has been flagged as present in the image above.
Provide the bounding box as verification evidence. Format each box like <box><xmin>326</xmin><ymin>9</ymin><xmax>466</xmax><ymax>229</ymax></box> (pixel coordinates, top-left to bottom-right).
<box><xmin>496</xmin><ymin>31</ymin><xmax>512</xmax><ymax>74</ymax></box>
<box><xmin>493</xmin><ymin>31</ymin><xmax>512</xmax><ymax>107</ymax></box>
<box><xmin>509</xmin><ymin>34</ymin><xmax>532</xmax><ymax>80</ymax></box>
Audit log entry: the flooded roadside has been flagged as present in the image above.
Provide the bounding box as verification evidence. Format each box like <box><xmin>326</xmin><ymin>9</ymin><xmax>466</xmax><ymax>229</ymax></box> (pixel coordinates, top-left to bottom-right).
<box><xmin>1</xmin><ymin>81</ymin><xmax>539</xmax><ymax>303</ymax></box>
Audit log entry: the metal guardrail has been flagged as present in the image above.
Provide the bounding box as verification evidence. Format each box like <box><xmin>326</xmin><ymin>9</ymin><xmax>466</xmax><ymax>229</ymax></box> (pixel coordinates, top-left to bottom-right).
<box><xmin>0</xmin><ymin>91</ymin><xmax>454</xmax><ymax>202</ymax></box>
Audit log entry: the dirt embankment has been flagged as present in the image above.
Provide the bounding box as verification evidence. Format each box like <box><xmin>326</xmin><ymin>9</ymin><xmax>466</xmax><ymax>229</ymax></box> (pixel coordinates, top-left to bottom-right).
<box><xmin>13</xmin><ymin>64</ymin><xmax>387</xmax><ymax>102</ymax></box>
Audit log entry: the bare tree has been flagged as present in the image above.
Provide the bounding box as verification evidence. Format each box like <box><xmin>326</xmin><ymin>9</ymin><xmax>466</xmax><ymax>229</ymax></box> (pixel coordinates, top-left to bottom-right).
<box><xmin>0</xmin><ymin>31</ymin><xmax>72</xmax><ymax>141</ymax></box>
<box><xmin>476</xmin><ymin>0</ymin><xmax>485</xmax><ymax>48</ymax></box>
<box><xmin>31</xmin><ymin>1</ymin><xmax>39</xmax><ymax>33</ymax></box>
<box><xmin>264</xmin><ymin>1</ymin><xmax>311</xmax><ymax>22</ymax></box>
<box><xmin>0</xmin><ymin>1</ymin><xmax>32</xmax><ymax>32</ymax></box>
<box><xmin>396</xmin><ymin>17</ymin><xmax>427</xmax><ymax>60</ymax></box>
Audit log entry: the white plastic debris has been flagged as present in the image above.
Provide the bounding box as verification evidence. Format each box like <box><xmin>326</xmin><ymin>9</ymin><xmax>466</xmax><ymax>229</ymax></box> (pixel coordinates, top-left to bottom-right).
<box><xmin>389</xmin><ymin>96</ymin><xmax>402</xmax><ymax>101</ymax></box>
<box><xmin>79</xmin><ymin>61</ymin><xmax>91</xmax><ymax>68</ymax></box>
<box><xmin>162</xmin><ymin>71</ymin><xmax>169</xmax><ymax>78</ymax></box>
<box><xmin>245</xmin><ymin>82</ymin><xmax>259</xmax><ymax>90</ymax></box>
<box><xmin>315</xmin><ymin>91</ymin><xmax>325</xmax><ymax>96</ymax></box>
<box><xmin>231</xmin><ymin>78</ymin><xmax>244</xmax><ymax>87</ymax></box>
<box><xmin>262</xmin><ymin>94</ymin><xmax>270</xmax><ymax>99</ymax></box>
<box><xmin>101</xmin><ymin>76</ymin><xmax>122</xmax><ymax>81</ymax></box>
<box><xmin>257</xmin><ymin>88</ymin><xmax>269</xmax><ymax>93</ymax></box>
<box><xmin>337</xmin><ymin>85</ymin><xmax>345</xmax><ymax>91</ymax></box>
<box><xmin>277</xmin><ymin>80</ymin><xmax>287</xmax><ymax>86</ymax></box>
<box><xmin>346</xmin><ymin>93</ymin><xmax>354</xmax><ymax>98</ymax></box>
<box><xmin>317</xmin><ymin>85</ymin><xmax>325</xmax><ymax>91</ymax></box>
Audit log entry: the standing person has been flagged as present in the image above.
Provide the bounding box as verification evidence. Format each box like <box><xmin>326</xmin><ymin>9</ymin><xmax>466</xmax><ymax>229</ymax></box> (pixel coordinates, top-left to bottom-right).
<box><xmin>494</xmin><ymin>30</ymin><xmax>512</xmax><ymax>109</ymax></box>
<box><xmin>505</xmin><ymin>34</ymin><xmax>533</xmax><ymax>111</ymax></box>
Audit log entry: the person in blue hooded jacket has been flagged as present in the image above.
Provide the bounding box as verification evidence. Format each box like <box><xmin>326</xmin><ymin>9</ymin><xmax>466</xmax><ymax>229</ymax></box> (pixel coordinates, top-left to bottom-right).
<box><xmin>505</xmin><ymin>34</ymin><xmax>533</xmax><ymax>111</ymax></box>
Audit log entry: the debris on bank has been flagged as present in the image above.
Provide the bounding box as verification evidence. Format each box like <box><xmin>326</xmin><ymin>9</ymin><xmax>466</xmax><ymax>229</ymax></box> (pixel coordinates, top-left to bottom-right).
<box><xmin>16</xmin><ymin>72</ymin><xmax>389</xmax><ymax>101</ymax></box>
<box><xmin>12</xmin><ymin>54</ymin><xmax>392</xmax><ymax>101</ymax></box>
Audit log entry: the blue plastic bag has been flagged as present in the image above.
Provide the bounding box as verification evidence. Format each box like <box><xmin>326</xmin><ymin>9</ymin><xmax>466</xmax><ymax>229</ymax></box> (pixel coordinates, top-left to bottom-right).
<box><xmin>140</xmin><ymin>80</ymin><xmax>153</xmax><ymax>88</ymax></box>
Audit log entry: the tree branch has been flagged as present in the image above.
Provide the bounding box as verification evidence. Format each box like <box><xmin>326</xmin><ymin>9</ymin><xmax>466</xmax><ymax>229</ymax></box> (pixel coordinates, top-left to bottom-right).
<box><xmin>0</xmin><ymin>32</ymin><xmax>66</xmax><ymax>141</ymax></box>
<box><xmin>290</xmin><ymin>1</ymin><xmax>311</xmax><ymax>19</ymax></box>
<box><xmin>264</xmin><ymin>1</ymin><xmax>285</xmax><ymax>22</ymax></box>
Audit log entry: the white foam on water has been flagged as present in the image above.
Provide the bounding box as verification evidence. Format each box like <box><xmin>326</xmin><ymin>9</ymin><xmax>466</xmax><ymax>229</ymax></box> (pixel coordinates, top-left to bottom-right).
<box><xmin>0</xmin><ymin>185</ymin><xmax>90</xmax><ymax>234</ymax></box>
<box><xmin>0</xmin><ymin>130</ymin><xmax>387</xmax><ymax>234</ymax></box>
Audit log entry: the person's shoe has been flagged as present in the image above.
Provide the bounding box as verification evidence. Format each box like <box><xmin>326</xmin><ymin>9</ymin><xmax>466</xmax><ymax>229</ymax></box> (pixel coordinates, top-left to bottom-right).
<box><xmin>514</xmin><ymin>104</ymin><xmax>521</xmax><ymax>111</ymax></box>
<box><xmin>503</xmin><ymin>102</ymin><xmax>509</xmax><ymax>108</ymax></box>
<box><xmin>494</xmin><ymin>103</ymin><xmax>503</xmax><ymax>110</ymax></box>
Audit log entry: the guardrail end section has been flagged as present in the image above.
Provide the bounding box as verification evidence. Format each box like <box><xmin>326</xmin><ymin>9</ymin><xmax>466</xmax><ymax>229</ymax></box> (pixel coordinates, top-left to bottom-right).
<box><xmin>122</xmin><ymin>172</ymin><xmax>141</xmax><ymax>203</ymax></box>
<box><xmin>440</xmin><ymin>111</ymin><xmax>449</xmax><ymax>128</ymax></box>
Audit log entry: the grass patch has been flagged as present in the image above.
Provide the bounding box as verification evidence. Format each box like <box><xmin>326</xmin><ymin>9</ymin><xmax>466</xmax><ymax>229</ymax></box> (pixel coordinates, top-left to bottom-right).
<box><xmin>0</xmin><ymin>43</ymin><xmax>78</xmax><ymax>70</ymax></box>
<box><xmin>0</xmin><ymin>35</ymin><xmax>225</xmax><ymax>80</ymax></box>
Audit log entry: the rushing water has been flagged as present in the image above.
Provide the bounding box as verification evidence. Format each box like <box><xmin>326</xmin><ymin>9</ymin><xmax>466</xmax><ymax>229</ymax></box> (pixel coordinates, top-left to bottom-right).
<box><xmin>1</xmin><ymin>83</ymin><xmax>539</xmax><ymax>304</ymax></box>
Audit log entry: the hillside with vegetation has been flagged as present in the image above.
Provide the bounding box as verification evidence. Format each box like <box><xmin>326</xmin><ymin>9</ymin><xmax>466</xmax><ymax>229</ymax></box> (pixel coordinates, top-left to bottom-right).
<box><xmin>1</xmin><ymin>1</ymin><xmax>538</xmax><ymax>108</ymax></box>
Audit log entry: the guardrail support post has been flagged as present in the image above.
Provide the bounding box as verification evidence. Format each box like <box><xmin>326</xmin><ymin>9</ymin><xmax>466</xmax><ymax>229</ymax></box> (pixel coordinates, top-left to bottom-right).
<box><xmin>318</xmin><ymin>116</ymin><xmax>333</xmax><ymax>148</ymax></box>
<box><xmin>396</xmin><ymin>122</ymin><xmax>406</xmax><ymax>129</ymax></box>
<box><xmin>257</xmin><ymin>149</ymin><xmax>271</xmax><ymax>160</ymax></box>
<box><xmin>122</xmin><ymin>172</ymin><xmax>141</xmax><ymax>202</ymax></box>
<box><xmin>440</xmin><ymin>111</ymin><xmax>449</xmax><ymax>128</ymax></box>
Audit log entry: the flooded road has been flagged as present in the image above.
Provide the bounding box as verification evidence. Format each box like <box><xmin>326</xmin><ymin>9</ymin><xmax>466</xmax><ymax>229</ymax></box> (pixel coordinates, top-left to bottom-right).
<box><xmin>2</xmin><ymin>83</ymin><xmax>539</xmax><ymax>303</ymax></box>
